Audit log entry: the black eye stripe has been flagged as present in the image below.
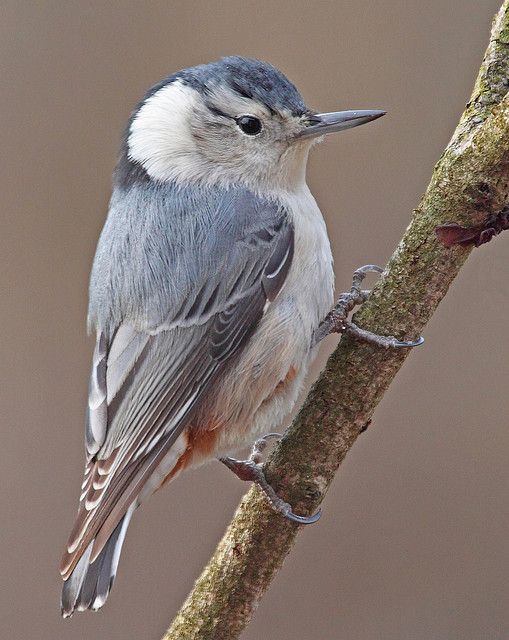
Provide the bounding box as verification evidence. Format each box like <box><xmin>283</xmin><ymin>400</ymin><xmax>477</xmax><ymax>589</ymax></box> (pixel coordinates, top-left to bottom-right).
<box><xmin>236</xmin><ymin>115</ymin><xmax>262</xmax><ymax>136</ymax></box>
<box><xmin>205</xmin><ymin>103</ymin><xmax>232</xmax><ymax>119</ymax></box>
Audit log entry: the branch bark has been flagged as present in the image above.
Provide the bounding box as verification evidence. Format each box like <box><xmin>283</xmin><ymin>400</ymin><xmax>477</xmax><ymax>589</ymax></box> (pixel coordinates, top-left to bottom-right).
<box><xmin>163</xmin><ymin>4</ymin><xmax>509</xmax><ymax>638</ymax></box>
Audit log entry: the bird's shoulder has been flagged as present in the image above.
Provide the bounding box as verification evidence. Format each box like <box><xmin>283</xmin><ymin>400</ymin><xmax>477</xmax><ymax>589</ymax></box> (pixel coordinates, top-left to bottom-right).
<box><xmin>88</xmin><ymin>180</ymin><xmax>292</xmax><ymax>333</ymax></box>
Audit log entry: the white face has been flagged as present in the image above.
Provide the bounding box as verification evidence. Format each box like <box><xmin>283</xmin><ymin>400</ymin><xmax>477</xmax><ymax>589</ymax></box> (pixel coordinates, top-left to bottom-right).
<box><xmin>127</xmin><ymin>80</ymin><xmax>316</xmax><ymax>193</ymax></box>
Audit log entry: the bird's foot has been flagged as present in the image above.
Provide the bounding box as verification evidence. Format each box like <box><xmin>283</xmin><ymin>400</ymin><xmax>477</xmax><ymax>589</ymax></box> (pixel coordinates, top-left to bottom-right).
<box><xmin>313</xmin><ymin>264</ymin><xmax>424</xmax><ymax>349</ymax></box>
<box><xmin>219</xmin><ymin>433</ymin><xmax>321</xmax><ymax>525</ymax></box>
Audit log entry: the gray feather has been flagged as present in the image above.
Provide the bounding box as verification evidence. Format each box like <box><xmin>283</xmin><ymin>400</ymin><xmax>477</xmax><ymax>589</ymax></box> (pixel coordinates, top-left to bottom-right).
<box><xmin>85</xmin><ymin>333</ymin><xmax>107</xmax><ymax>456</ymax></box>
<box><xmin>106</xmin><ymin>325</ymin><xmax>149</xmax><ymax>403</ymax></box>
<box><xmin>262</xmin><ymin>221</ymin><xmax>294</xmax><ymax>301</ymax></box>
<box><xmin>64</xmin><ymin>181</ymin><xmax>294</xmax><ymax>592</ymax></box>
<box><xmin>88</xmin><ymin>183</ymin><xmax>292</xmax><ymax>333</ymax></box>
<box><xmin>61</xmin><ymin>506</ymin><xmax>133</xmax><ymax>617</ymax></box>
<box><xmin>61</xmin><ymin>541</ymin><xmax>93</xmax><ymax>617</ymax></box>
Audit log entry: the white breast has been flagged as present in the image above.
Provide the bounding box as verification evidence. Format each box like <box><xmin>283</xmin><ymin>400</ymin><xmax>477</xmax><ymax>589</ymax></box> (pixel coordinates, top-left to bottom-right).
<box><xmin>210</xmin><ymin>184</ymin><xmax>335</xmax><ymax>456</ymax></box>
<box><xmin>279</xmin><ymin>184</ymin><xmax>335</xmax><ymax>335</ymax></box>
<box><xmin>249</xmin><ymin>183</ymin><xmax>334</xmax><ymax>369</ymax></box>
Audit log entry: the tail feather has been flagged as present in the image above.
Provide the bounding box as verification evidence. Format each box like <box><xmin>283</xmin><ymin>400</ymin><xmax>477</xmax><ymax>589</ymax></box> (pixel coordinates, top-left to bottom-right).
<box><xmin>61</xmin><ymin>505</ymin><xmax>134</xmax><ymax>618</ymax></box>
<box><xmin>61</xmin><ymin>541</ymin><xmax>93</xmax><ymax>617</ymax></box>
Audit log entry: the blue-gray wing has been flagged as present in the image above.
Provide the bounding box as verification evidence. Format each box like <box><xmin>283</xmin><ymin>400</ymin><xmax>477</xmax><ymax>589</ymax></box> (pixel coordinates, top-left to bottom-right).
<box><xmin>61</xmin><ymin>186</ymin><xmax>294</xmax><ymax>578</ymax></box>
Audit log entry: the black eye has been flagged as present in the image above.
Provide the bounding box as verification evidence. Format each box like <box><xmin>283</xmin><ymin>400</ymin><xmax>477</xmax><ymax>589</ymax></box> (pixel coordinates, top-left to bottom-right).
<box><xmin>236</xmin><ymin>115</ymin><xmax>262</xmax><ymax>135</ymax></box>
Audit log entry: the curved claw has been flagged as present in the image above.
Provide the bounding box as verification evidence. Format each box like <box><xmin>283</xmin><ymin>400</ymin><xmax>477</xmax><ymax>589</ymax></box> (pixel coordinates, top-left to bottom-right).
<box><xmin>394</xmin><ymin>336</ymin><xmax>425</xmax><ymax>348</ymax></box>
<box><xmin>356</xmin><ymin>264</ymin><xmax>384</xmax><ymax>275</ymax></box>
<box><xmin>283</xmin><ymin>507</ymin><xmax>322</xmax><ymax>525</ymax></box>
<box><xmin>221</xmin><ymin>437</ymin><xmax>323</xmax><ymax>526</ymax></box>
<box><xmin>258</xmin><ymin>432</ymin><xmax>284</xmax><ymax>442</ymax></box>
<box><xmin>345</xmin><ymin>321</ymin><xmax>424</xmax><ymax>349</ymax></box>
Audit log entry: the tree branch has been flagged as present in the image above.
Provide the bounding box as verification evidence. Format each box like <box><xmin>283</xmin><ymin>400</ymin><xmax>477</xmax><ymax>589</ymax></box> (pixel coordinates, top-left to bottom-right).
<box><xmin>163</xmin><ymin>4</ymin><xmax>509</xmax><ymax>638</ymax></box>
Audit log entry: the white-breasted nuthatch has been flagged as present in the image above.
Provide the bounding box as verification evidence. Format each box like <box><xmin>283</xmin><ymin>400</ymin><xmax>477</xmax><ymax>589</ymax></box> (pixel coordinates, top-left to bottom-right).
<box><xmin>60</xmin><ymin>56</ymin><xmax>422</xmax><ymax>617</ymax></box>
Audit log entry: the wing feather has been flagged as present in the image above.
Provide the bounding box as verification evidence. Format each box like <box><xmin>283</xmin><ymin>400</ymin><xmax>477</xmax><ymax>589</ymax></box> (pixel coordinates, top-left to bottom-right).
<box><xmin>62</xmin><ymin>186</ymin><xmax>294</xmax><ymax>579</ymax></box>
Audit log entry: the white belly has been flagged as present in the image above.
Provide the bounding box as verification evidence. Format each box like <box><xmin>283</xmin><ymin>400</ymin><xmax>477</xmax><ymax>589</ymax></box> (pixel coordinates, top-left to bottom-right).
<box><xmin>211</xmin><ymin>184</ymin><xmax>335</xmax><ymax>456</ymax></box>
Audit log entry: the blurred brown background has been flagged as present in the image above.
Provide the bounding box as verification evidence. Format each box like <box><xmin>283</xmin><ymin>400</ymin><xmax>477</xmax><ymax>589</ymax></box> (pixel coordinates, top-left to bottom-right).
<box><xmin>1</xmin><ymin>1</ymin><xmax>508</xmax><ymax>639</ymax></box>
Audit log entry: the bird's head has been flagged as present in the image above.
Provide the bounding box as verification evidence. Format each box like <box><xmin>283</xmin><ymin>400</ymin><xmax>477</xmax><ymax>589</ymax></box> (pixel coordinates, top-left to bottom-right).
<box><xmin>124</xmin><ymin>56</ymin><xmax>385</xmax><ymax>193</ymax></box>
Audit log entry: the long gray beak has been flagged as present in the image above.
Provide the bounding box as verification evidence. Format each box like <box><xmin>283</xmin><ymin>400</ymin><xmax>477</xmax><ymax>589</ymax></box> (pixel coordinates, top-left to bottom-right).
<box><xmin>300</xmin><ymin>109</ymin><xmax>386</xmax><ymax>138</ymax></box>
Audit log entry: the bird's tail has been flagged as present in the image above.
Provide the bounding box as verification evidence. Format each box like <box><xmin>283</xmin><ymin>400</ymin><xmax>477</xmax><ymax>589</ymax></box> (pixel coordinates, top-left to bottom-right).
<box><xmin>61</xmin><ymin>504</ymin><xmax>134</xmax><ymax>618</ymax></box>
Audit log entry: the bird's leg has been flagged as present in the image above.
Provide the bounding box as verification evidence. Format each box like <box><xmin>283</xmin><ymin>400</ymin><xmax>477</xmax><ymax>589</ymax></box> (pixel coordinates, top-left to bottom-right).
<box><xmin>313</xmin><ymin>264</ymin><xmax>424</xmax><ymax>349</ymax></box>
<box><xmin>219</xmin><ymin>433</ymin><xmax>321</xmax><ymax>525</ymax></box>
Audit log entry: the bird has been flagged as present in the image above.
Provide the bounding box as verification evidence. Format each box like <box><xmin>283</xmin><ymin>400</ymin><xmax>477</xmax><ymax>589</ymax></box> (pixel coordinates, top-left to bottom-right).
<box><xmin>60</xmin><ymin>55</ymin><xmax>420</xmax><ymax>617</ymax></box>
